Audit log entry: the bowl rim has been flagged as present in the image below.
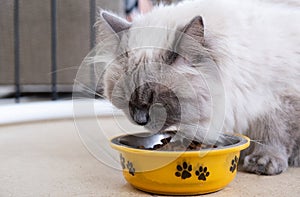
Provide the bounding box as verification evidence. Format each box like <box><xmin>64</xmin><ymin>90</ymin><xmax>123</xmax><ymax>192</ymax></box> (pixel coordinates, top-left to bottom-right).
<box><xmin>110</xmin><ymin>132</ymin><xmax>250</xmax><ymax>156</ymax></box>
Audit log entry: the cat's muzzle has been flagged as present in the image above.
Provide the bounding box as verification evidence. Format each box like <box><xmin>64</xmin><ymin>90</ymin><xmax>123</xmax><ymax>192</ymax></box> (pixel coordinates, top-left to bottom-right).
<box><xmin>133</xmin><ymin>109</ymin><xmax>150</xmax><ymax>126</ymax></box>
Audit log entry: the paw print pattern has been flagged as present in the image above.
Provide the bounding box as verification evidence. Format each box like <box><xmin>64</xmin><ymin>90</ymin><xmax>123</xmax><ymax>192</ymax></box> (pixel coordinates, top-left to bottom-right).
<box><xmin>127</xmin><ymin>161</ymin><xmax>135</xmax><ymax>176</ymax></box>
<box><xmin>175</xmin><ymin>162</ymin><xmax>192</xmax><ymax>179</ymax></box>
<box><xmin>119</xmin><ymin>154</ymin><xmax>126</xmax><ymax>169</ymax></box>
<box><xmin>119</xmin><ymin>154</ymin><xmax>136</xmax><ymax>176</ymax></box>
<box><xmin>230</xmin><ymin>156</ymin><xmax>239</xmax><ymax>173</ymax></box>
<box><xmin>195</xmin><ymin>166</ymin><xmax>210</xmax><ymax>181</ymax></box>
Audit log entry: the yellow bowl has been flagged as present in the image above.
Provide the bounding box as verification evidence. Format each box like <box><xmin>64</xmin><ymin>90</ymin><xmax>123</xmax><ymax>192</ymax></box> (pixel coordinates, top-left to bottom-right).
<box><xmin>110</xmin><ymin>132</ymin><xmax>250</xmax><ymax>195</ymax></box>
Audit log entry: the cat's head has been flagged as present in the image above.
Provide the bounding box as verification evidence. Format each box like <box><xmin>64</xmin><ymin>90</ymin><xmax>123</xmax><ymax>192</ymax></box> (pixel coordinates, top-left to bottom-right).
<box><xmin>96</xmin><ymin>11</ymin><xmax>222</xmax><ymax>142</ymax></box>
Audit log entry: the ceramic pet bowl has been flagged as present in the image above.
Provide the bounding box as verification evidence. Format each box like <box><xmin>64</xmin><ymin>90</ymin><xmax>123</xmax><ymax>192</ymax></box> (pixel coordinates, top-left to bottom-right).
<box><xmin>110</xmin><ymin>131</ymin><xmax>250</xmax><ymax>195</ymax></box>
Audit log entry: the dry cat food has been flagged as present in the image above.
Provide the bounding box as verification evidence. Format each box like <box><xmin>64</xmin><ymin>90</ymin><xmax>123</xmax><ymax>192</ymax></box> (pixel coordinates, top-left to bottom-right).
<box><xmin>137</xmin><ymin>136</ymin><xmax>218</xmax><ymax>151</ymax></box>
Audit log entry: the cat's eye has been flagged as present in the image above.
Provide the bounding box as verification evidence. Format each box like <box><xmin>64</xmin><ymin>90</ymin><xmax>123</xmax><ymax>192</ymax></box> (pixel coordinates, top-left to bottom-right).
<box><xmin>122</xmin><ymin>51</ymin><xmax>128</xmax><ymax>58</ymax></box>
<box><xmin>148</xmin><ymin>91</ymin><xmax>154</xmax><ymax>104</ymax></box>
<box><xmin>164</xmin><ymin>51</ymin><xmax>179</xmax><ymax>65</ymax></box>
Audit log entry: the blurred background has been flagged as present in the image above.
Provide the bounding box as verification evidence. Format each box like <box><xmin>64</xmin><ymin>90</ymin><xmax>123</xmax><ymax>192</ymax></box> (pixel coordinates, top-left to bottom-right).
<box><xmin>0</xmin><ymin>0</ymin><xmax>181</xmax><ymax>105</ymax></box>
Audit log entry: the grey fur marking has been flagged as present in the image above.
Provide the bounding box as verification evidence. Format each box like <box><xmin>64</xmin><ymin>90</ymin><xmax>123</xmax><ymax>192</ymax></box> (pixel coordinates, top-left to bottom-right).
<box><xmin>241</xmin><ymin>95</ymin><xmax>300</xmax><ymax>175</ymax></box>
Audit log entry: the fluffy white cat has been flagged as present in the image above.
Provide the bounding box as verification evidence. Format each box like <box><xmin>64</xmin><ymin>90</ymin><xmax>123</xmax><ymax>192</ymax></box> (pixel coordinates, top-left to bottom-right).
<box><xmin>95</xmin><ymin>0</ymin><xmax>300</xmax><ymax>175</ymax></box>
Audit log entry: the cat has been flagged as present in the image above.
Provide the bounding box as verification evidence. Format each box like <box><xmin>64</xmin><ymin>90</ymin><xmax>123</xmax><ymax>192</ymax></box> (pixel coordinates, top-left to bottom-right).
<box><xmin>94</xmin><ymin>0</ymin><xmax>300</xmax><ymax>175</ymax></box>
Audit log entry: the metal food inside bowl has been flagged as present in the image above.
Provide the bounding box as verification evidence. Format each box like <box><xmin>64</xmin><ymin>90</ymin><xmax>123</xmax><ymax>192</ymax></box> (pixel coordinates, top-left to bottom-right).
<box><xmin>110</xmin><ymin>131</ymin><xmax>250</xmax><ymax>195</ymax></box>
<box><xmin>111</xmin><ymin>131</ymin><xmax>245</xmax><ymax>151</ymax></box>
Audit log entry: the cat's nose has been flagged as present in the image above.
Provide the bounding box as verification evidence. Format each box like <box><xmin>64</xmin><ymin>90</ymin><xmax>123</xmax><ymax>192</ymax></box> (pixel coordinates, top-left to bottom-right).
<box><xmin>133</xmin><ymin>109</ymin><xmax>149</xmax><ymax>126</ymax></box>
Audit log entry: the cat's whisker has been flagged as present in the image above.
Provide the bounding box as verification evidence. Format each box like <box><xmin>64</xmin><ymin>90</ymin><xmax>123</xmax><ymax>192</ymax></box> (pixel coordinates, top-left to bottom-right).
<box><xmin>74</xmin><ymin>79</ymin><xmax>103</xmax><ymax>98</ymax></box>
<box><xmin>249</xmin><ymin>139</ymin><xmax>265</xmax><ymax>146</ymax></box>
<box><xmin>80</xmin><ymin>87</ymin><xmax>103</xmax><ymax>98</ymax></box>
<box><xmin>47</xmin><ymin>66</ymin><xmax>82</xmax><ymax>75</ymax></box>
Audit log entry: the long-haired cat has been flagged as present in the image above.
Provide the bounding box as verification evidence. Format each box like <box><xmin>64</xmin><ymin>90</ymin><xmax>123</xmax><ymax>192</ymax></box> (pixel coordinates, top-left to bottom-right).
<box><xmin>94</xmin><ymin>0</ymin><xmax>300</xmax><ymax>175</ymax></box>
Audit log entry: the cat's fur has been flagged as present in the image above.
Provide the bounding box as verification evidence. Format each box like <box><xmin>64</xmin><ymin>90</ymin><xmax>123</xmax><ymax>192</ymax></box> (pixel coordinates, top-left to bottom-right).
<box><xmin>95</xmin><ymin>0</ymin><xmax>300</xmax><ymax>175</ymax></box>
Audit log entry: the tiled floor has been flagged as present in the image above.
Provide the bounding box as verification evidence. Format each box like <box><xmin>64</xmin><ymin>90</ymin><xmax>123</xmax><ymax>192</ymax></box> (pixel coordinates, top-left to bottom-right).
<box><xmin>0</xmin><ymin>117</ymin><xmax>299</xmax><ymax>197</ymax></box>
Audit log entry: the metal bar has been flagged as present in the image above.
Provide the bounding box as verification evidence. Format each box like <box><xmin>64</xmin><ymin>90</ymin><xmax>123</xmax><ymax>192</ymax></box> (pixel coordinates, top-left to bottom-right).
<box><xmin>51</xmin><ymin>0</ymin><xmax>58</xmax><ymax>100</ymax></box>
<box><xmin>90</xmin><ymin>0</ymin><xmax>96</xmax><ymax>49</ymax></box>
<box><xmin>14</xmin><ymin>0</ymin><xmax>20</xmax><ymax>103</ymax></box>
<box><xmin>89</xmin><ymin>0</ymin><xmax>96</xmax><ymax>93</ymax></box>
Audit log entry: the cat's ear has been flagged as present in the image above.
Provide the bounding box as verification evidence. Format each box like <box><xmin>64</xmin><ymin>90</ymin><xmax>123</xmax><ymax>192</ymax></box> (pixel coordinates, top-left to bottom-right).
<box><xmin>176</xmin><ymin>16</ymin><xmax>204</xmax><ymax>46</ymax></box>
<box><xmin>180</xmin><ymin>16</ymin><xmax>204</xmax><ymax>44</ymax></box>
<box><xmin>101</xmin><ymin>11</ymin><xmax>131</xmax><ymax>34</ymax></box>
<box><xmin>172</xmin><ymin>16</ymin><xmax>205</xmax><ymax>62</ymax></box>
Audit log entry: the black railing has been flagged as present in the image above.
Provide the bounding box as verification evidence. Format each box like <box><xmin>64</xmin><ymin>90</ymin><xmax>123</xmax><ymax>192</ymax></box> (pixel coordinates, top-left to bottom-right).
<box><xmin>51</xmin><ymin>0</ymin><xmax>58</xmax><ymax>101</ymax></box>
<box><xmin>14</xmin><ymin>0</ymin><xmax>20</xmax><ymax>103</ymax></box>
<box><xmin>90</xmin><ymin>0</ymin><xmax>96</xmax><ymax>91</ymax></box>
<box><xmin>10</xmin><ymin>0</ymin><xmax>98</xmax><ymax>103</ymax></box>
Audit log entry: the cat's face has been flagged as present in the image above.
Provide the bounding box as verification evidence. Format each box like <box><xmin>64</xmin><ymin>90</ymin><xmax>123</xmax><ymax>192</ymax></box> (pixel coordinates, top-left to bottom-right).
<box><xmin>99</xmin><ymin>12</ymin><xmax>216</xmax><ymax>136</ymax></box>
<box><xmin>105</xmin><ymin>58</ymin><xmax>185</xmax><ymax>132</ymax></box>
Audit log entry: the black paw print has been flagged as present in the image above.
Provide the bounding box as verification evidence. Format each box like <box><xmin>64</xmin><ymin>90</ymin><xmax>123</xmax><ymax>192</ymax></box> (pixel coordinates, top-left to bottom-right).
<box><xmin>119</xmin><ymin>154</ymin><xmax>126</xmax><ymax>169</ymax></box>
<box><xmin>126</xmin><ymin>161</ymin><xmax>135</xmax><ymax>176</ymax></box>
<box><xmin>195</xmin><ymin>166</ymin><xmax>210</xmax><ymax>181</ymax></box>
<box><xmin>230</xmin><ymin>156</ymin><xmax>239</xmax><ymax>173</ymax></box>
<box><xmin>175</xmin><ymin>162</ymin><xmax>192</xmax><ymax>179</ymax></box>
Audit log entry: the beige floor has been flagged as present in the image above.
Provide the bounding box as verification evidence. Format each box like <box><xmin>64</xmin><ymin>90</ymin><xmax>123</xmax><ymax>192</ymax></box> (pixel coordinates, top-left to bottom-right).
<box><xmin>1</xmin><ymin>117</ymin><xmax>299</xmax><ymax>197</ymax></box>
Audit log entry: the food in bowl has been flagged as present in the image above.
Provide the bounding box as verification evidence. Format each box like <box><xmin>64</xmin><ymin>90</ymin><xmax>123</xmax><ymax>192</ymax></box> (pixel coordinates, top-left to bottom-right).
<box><xmin>110</xmin><ymin>131</ymin><xmax>250</xmax><ymax>195</ymax></box>
<box><xmin>136</xmin><ymin>133</ymin><xmax>218</xmax><ymax>151</ymax></box>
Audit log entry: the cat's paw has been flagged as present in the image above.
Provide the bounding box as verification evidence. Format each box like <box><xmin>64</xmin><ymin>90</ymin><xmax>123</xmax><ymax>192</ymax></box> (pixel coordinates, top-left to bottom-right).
<box><xmin>243</xmin><ymin>153</ymin><xmax>288</xmax><ymax>175</ymax></box>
